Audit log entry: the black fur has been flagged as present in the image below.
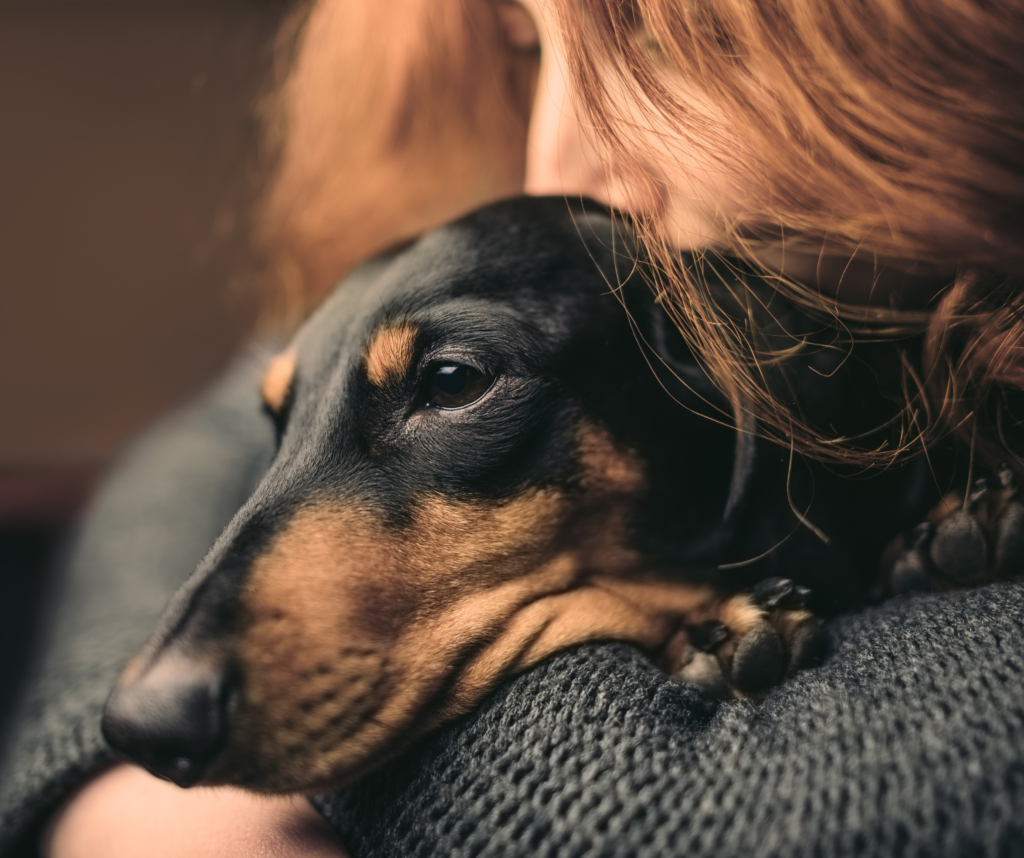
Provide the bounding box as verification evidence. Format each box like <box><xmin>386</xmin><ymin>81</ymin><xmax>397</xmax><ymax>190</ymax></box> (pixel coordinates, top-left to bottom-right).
<box><xmin>260</xmin><ymin>196</ymin><xmax>959</xmax><ymax>608</ymax></box>
<box><xmin>103</xmin><ymin>196</ymin><xmax>974</xmax><ymax>787</ymax></box>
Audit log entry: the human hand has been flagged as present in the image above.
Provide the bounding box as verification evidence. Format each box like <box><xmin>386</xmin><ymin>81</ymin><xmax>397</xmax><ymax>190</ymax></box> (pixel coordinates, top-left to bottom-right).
<box><xmin>44</xmin><ymin>763</ymin><xmax>348</xmax><ymax>858</ymax></box>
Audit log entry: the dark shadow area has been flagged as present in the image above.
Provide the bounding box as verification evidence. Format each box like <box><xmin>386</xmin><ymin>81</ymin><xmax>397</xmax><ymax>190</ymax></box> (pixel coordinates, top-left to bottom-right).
<box><xmin>0</xmin><ymin>529</ymin><xmax>63</xmax><ymax>731</ymax></box>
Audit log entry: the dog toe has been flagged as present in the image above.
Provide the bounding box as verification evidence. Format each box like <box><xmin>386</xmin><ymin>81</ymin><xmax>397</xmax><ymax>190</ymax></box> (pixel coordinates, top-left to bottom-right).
<box><xmin>994</xmin><ymin>500</ymin><xmax>1024</xmax><ymax>577</ymax></box>
<box><xmin>885</xmin><ymin>465</ymin><xmax>1024</xmax><ymax>595</ymax></box>
<box><xmin>750</xmin><ymin>576</ymin><xmax>811</xmax><ymax>610</ymax></box>
<box><xmin>889</xmin><ymin>523</ymin><xmax>938</xmax><ymax>595</ymax></box>
<box><xmin>930</xmin><ymin>509</ymin><xmax>988</xmax><ymax>583</ymax></box>
<box><xmin>728</xmin><ymin>620</ymin><xmax>786</xmax><ymax>694</ymax></box>
<box><xmin>782</xmin><ymin>613</ymin><xmax>826</xmax><ymax>676</ymax></box>
<box><xmin>677</xmin><ymin>583</ymin><xmax>825</xmax><ymax>701</ymax></box>
<box><xmin>677</xmin><ymin>651</ymin><xmax>733</xmax><ymax>699</ymax></box>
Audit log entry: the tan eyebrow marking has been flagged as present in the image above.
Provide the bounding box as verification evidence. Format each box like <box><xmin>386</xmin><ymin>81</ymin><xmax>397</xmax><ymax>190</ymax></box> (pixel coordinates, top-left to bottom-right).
<box><xmin>363</xmin><ymin>323</ymin><xmax>418</xmax><ymax>387</ymax></box>
<box><xmin>261</xmin><ymin>348</ymin><xmax>298</xmax><ymax>414</ymax></box>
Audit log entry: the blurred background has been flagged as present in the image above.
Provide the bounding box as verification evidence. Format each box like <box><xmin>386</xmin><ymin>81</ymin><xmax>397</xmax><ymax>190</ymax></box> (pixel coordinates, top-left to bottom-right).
<box><xmin>0</xmin><ymin>0</ymin><xmax>287</xmax><ymax>724</ymax></box>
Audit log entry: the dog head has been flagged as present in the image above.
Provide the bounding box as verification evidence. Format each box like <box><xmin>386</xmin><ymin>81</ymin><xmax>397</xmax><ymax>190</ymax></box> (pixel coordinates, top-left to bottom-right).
<box><xmin>101</xmin><ymin>197</ymin><xmax>743</xmax><ymax>792</ymax></box>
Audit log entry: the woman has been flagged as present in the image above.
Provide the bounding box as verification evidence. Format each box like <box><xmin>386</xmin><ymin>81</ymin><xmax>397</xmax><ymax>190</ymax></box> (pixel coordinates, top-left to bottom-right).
<box><xmin>259</xmin><ymin>0</ymin><xmax>1024</xmax><ymax>466</ymax></box>
<box><xmin>6</xmin><ymin>0</ymin><xmax>1024</xmax><ymax>854</ymax></box>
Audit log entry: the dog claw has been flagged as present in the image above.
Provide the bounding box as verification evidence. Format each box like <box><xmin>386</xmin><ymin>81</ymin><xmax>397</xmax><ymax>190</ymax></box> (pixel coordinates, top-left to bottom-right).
<box><xmin>690</xmin><ymin>619</ymin><xmax>730</xmax><ymax>653</ymax></box>
<box><xmin>750</xmin><ymin>576</ymin><xmax>811</xmax><ymax>610</ymax></box>
<box><xmin>678</xmin><ymin>582</ymin><xmax>825</xmax><ymax>701</ymax></box>
<box><xmin>997</xmin><ymin>463</ymin><xmax>1018</xmax><ymax>491</ymax></box>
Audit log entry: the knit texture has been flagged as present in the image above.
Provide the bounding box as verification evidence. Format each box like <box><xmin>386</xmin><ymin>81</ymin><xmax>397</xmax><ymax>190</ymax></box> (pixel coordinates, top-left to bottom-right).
<box><xmin>2</xmin><ymin>340</ymin><xmax>1023</xmax><ymax>856</ymax></box>
<box><xmin>0</xmin><ymin>345</ymin><xmax>278</xmax><ymax>856</ymax></box>
<box><xmin>319</xmin><ymin>583</ymin><xmax>1024</xmax><ymax>858</ymax></box>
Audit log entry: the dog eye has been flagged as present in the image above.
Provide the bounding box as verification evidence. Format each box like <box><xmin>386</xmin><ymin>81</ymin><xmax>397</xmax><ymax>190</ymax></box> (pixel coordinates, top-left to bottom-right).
<box><xmin>426</xmin><ymin>363</ymin><xmax>494</xmax><ymax>409</ymax></box>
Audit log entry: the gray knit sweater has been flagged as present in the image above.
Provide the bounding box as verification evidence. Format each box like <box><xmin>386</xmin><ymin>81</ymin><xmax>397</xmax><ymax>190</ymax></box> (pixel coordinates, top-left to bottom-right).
<box><xmin>2</xmin><ymin>344</ymin><xmax>1023</xmax><ymax>857</ymax></box>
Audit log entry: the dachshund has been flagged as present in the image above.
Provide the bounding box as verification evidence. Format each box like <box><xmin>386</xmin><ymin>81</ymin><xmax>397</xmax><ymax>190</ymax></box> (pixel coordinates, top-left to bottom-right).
<box><xmin>102</xmin><ymin>196</ymin><xmax>1023</xmax><ymax>794</ymax></box>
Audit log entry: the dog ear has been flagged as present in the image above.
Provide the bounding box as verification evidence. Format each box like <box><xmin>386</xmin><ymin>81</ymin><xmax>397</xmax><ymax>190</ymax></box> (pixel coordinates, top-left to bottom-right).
<box><xmin>641</xmin><ymin>300</ymin><xmax>759</xmax><ymax>526</ymax></box>
<box><xmin>643</xmin><ymin>300</ymin><xmax>726</xmax><ymax>404</ymax></box>
<box><xmin>723</xmin><ymin>408</ymin><xmax>758</xmax><ymax>524</ymax></box>
<box><xmin>262</xmin><ymin>348</ymin><xmax>298</xmax><ymax>415</ymax></box>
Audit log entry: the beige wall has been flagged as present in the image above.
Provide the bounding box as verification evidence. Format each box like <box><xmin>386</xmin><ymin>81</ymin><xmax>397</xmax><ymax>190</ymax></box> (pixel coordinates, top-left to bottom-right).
<box><xmin>0</xmin><ymin>2</ymin><xmax>284</xmax><ymax>518</ymax></box>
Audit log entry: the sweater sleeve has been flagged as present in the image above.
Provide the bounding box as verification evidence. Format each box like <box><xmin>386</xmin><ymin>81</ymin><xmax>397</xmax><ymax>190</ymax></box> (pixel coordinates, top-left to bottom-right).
<box><xmin>0</xmin><ymin>344</ymin><xmax>278</xmax><ymax>857</ymax></box>
<box><xmin>4</xmin><ymin>344</ymin><xmax>1023</xmax><ymax>858</ymax></box>
<box><xmin>316</xmin><ymin>582</ymin><xmax>1024</xmax><ymax>858</ymax></box>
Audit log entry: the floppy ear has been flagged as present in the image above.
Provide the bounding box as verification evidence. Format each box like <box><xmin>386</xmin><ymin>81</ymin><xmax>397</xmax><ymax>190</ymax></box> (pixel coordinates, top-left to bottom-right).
<box><xmin>262</xmin><ymin>348</ymin><xmax>298</xmax><ymax>415</ymax></box>
<box><xmin>722</xmin><ymin>409</ymin><xmax>757</xmax><ymax>524</ymax></box>
<box><xmin>646</xmin><ymin>303</ymin><xmax>720</xmax><ymax>404</ymax></box>
<box><xmin>641</xmin><ymin>297</ymin><xmax>759</xmax><ymax>527</ymax></box>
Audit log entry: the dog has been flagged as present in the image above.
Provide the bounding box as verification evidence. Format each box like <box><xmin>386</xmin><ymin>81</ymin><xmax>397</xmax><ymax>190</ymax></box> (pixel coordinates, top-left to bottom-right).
<box><xmin>102</xmin><ymin>196</ymin><xmax>1022</xmax><ymax>794</ymax></box>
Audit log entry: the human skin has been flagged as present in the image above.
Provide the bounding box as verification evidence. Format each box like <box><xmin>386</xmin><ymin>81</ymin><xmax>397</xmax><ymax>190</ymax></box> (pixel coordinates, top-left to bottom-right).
<box><xmin>44</xmin><ymin>764</ymin><xmax>347</xmax><ymax>858</ymax></box>
<box><xmin>507</xmin><ymin>0</ymin><xmax>731</xmax><ymax>248</ymax></box>
<box><xmin>510</xmin><ymin>0</ymin><xmax>950</xmax><ymax>308</ymax></box>
<box><xmin>48</xmin><ymin>0</ymin><xmax>945</xmax><ymax>852</ymax></box>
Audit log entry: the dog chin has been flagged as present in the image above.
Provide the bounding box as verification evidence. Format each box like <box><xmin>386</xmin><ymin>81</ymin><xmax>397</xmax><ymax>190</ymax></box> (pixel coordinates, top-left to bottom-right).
<box><xmin>201</xmin><ymin>573</ymin><xmax>724</xmax><ymax>793</ymax></box>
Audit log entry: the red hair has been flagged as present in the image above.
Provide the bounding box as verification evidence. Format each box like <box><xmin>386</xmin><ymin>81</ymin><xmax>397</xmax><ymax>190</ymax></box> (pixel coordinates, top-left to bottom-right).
<box><xmin>257</xmin><ymin>0</ymin><xmax>535</xmax><ymax>325</ymax></box>
<box><xmin>258</xmin><ymin>0</ymin><xmax>1024</xmax><ymax>468</ymax></box>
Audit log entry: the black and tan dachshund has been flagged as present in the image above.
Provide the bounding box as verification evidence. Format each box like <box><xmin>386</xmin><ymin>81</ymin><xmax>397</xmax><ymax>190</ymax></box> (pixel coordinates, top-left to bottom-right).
<box><xmin>103</xmin><ymin>197</ymin><xmax>1024</xmax><ymax>794</ymax></box>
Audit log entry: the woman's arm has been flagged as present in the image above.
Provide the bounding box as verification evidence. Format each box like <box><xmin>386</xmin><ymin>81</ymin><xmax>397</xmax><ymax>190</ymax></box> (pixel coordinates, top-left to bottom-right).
<box><xmin>7</xmin><ymin>339</ymin><xmax>1022</xmax><ymax>857</ymax></box>
<box><xmin>319</xmin><ymin>582</ymin><xmax>1024</xmax><ymax>857</ymax></box>
<box><xmin>44</xmin><ymin>764</ymin><xmax>345</xmax><ymax>858</ymax></box>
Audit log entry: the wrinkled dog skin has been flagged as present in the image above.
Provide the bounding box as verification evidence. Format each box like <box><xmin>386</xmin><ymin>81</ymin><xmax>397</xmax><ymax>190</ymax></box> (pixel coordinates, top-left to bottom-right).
<box><xmin>102</xmin><ymin>197</ymin><xmax>964</xmax><ymax>794</ymax></box>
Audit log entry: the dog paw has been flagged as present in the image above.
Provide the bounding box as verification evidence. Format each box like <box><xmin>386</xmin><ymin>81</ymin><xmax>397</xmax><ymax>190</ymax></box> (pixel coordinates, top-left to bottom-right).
<box><xmin>887</xmin><ymin>464</ymin><xmax>1024</xmax><ymax>595</ymax></box>
<box><xmin>675</xmin><ymin>578</ymin><xmax>826</xmax><ymax>701</ymax></box>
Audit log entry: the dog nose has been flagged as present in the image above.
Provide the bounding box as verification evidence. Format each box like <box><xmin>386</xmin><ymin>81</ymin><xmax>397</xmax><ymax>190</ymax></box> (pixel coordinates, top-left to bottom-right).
<box><xmin>102</xmin><ymin>653</ymin><xmax>235</xmax><ymax>787</ymax></box>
